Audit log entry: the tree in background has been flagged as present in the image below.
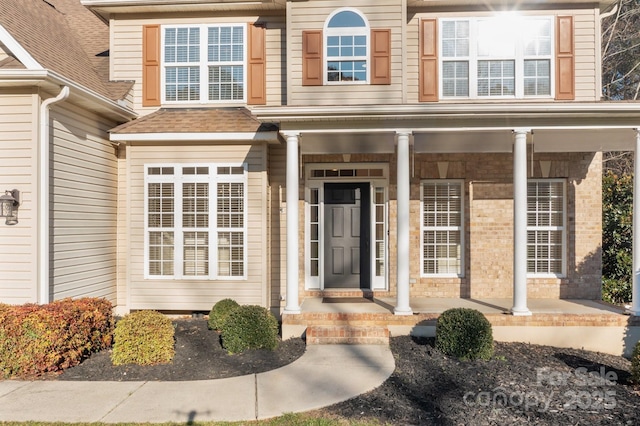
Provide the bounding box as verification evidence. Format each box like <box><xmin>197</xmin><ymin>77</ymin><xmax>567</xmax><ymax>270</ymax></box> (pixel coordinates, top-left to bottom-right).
<box><xmin>601</xmin><ymin>1</ymin><xmax>639</xmax><ymax>303</ymax></box>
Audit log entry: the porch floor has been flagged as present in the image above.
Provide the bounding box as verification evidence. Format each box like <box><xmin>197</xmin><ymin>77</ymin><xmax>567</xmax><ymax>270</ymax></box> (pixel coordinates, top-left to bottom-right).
<box><xmin>300</xmin><ymin>297</ymin><xmax>626</xmax><ymax>316</ymax></box>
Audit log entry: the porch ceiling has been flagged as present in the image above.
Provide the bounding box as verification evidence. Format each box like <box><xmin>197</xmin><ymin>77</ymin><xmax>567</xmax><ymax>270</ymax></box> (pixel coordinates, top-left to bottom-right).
<box><xmin>253</xmin><ymin>103</ymin><xmax>640</xmax><ymax>154</ymax></box>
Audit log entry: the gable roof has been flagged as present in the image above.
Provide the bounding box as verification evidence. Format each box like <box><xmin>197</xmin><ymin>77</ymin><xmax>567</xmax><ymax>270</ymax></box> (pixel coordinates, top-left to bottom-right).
<box><xmin>0</xmin><ymin>0</ymin><xmax>131</xmax><ymax>101</ymax></box>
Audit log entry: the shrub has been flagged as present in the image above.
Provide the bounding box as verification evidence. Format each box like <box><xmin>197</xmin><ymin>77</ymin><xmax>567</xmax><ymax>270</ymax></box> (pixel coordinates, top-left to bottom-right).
<box><xmin>220</xmin><ymin>305</ymin><xmax>279</xmax><ymax>354</ymax></box>
<box><xmin>631</xmin><ymin>340</ymin><xmax>640</xmax><ymax>384</ymax></box>
<box><xmin>208</xmin><ymin>298</ymin><xmax>240</xmax><ymax>331</ymax></box>
<box><xmin>602</xmin><ymin>278</ymin><xmax>632</xmax><ymax>305</ymax></box>
<box><xmin>0</xmin><ymin>298</ymin><xmax>114</xmax><ymax>378</ymax></box>
<box><xmin>111</xmin><ymin>310</ymin><xmax>175</xmax><ymax>366</ymax></box>
<box><xmin>435</xmin><ymin>308</ymin><xmax>494</xmax><ymax>361</ymax></box>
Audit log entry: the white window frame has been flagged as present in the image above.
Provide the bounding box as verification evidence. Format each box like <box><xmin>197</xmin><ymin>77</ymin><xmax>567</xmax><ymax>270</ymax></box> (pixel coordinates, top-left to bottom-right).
<box><xmin>420</xmin><ymin>179</ymin><xmax>465</xmax><ymax>278</ymax></box>
<box><xmin>161</xmin><ymin>24</ymin><xmax>247</xmax><ymax>104</ymax></box>
<box><xmin>324</xmin><ymin>8</ymin><xmax>370</xmax><ymax>85</ymax></box>
<box><xmin>439</xmin><ymin>16</ymin><xmax>554</xmax><ymax>100</ymax></box>
<box><xmin>144</xmin><ymin>163</ymin><xmax>248</xmax><ymax>280</ymax></box>
<box><xmin>527</xmin><ymin>179</ymin><xmax>566</xmax><ymax>278</ymax></box>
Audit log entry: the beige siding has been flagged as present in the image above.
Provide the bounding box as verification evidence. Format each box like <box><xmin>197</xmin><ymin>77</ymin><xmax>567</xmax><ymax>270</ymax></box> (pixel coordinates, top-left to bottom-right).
<box><xmin>110</xmin><ymin>14</ymin><xmax>285</xmax><ymax>116</ymax></box>
<box><xmin>288</xmin><ymin>0</ymin><xmax>405</xmax><ymax>106</ymax></box>
<box><xmin>127</xmin><ymin>142</ymin><xmax>268</xmax><ymax>311</ymax></box>
<box><xmin>406</xmin><ymin>7</ymin><xmax>599</xmax><ymax>103</ymax></box>
<box><xmin>0</xmin><ymin>90</ymin><xmax>38</xmax><ymax>304</ymax></box>
<box><xmin>50</xmin><ymin>104</ymin><xmax>119</xmax><ymax>303</ymax></box>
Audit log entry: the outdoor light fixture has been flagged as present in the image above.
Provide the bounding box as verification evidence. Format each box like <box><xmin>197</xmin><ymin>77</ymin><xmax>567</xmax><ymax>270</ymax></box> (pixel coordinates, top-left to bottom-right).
<box><xmin>0</xmin><ymin>189</ymin><xmax>19</xmax><ymax>225</ymax></box>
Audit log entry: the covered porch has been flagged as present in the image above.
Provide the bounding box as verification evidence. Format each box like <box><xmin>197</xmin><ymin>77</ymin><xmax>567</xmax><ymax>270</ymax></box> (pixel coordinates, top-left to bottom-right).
<box><xmin>252</xmin><ymin>102</ymin><xmax>640</xmax><ymax>322</ymax></box>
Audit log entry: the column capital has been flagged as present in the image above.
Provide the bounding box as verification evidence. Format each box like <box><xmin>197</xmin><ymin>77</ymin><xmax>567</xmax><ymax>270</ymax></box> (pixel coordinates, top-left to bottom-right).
<box><xmin>281</xmin><ymin>131</ymin><xmax>301</xmax><ymax>140</ymax></box>
<box><xmin>512</xmin><ymin>128</ymin><xmax>532</xmax><ymax>135</ymax></box>
<box><xmin>395</xmin><ymin>130</ymin><xmax>413</xmax><ymax>137</ymax></box>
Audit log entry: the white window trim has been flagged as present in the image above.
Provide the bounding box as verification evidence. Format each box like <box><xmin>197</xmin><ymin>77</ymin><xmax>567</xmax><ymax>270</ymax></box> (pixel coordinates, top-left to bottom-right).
<box><xmin>527</xmin><ymin>178</ymin><xmax>566</xmax><ymax>278</ymax></box>
<box><xmin>420</xmin><ymin>179</ymin><xmax>465</xmax><ymax>278</ymax></box>
<box><xmin>439</xmin><ymin>16</ymin><xmax>555</xmax><ymax>100</ymax></box>
<box><xmin>323</xmin><ymin>7</ymin><xmax>370</xmax><ymax>85</ymax></box>
<box><xmin>161</xmin><ymin>24</ymin><xmax>247</xmax><ymax>105</ymax></box>
<box><xmin>144</xmin><ymin>163</ymin><xmax>248</xmax><ymax>280</ymax></box>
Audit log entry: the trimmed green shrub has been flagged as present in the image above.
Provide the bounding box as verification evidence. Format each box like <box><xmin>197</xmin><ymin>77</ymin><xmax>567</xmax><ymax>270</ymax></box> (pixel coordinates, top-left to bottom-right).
<box><xmin>631</xmin><ymin>340</ymin><xmax>640</xmax><ymax>384</ymax></box>
<box><xmin>0</xmin><ymin>298</ymin><xmax>114</xmax><ymax>378</ymax></box>
<box><xmin>111</xmin><ymin>310</ymin><xmax>175</xmax><ymax>366</ymax></box>
<box><xmin>220</xmin><ymin>305</ymin><xmax>279</xmax><ymax>354</ymax></box>
<box><xmin>602</xmin><ymin>278</ymin><xmax>632</xmax><ymax>305</ymax></box>
<box><xmin>435</xmin><ymin>308</ymin><xmax>494</xmax><ymax>361</ymax></box>
<box><xmin>208</xmin><ymin>298</ymin><xmax>240</xmax><ymax>331</ymax></box>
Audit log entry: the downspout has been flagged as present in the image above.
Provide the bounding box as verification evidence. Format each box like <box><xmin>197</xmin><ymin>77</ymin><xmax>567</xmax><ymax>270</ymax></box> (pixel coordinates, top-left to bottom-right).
<box><xmin>39</xmin><ymin>86</ymin><xmax>69</xmax><ymax>304</ymax></box>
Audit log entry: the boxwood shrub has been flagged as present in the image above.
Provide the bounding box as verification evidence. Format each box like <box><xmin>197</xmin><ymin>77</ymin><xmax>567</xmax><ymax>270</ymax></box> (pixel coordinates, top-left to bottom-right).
<box><xmin>111</xmin><ymin>310</ymin><xmax>175</xmax><ymax>366</ymax></box>
<box><xmin>435</xmin><ymin>308</ymin><xmax>494</xmax><ymax>361</ymax></box>
<box><xmin>0</xmin><ymin>298</ymin><xmax>114</xmax><ymax>378</ymax></box>
<box><xmin>220</xmin><ymin>305</ymin><xmax>279</xmax><ymax>354</ymax></box>
<box><xmin>208</xmin><ymin>298</ymin><xmax>240</xmax><ymax>331</ymax></box>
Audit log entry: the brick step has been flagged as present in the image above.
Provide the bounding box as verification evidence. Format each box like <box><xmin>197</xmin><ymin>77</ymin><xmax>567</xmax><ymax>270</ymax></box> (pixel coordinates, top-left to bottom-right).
<box><xmin>305</xmin><ymin>290</ymin><xmax>376</xmax><ymax>298</ymax></box>
<box><xmin>305</xmin><ymin>325</ymin><xmax>389</xmax><ymax>345</ymax></box>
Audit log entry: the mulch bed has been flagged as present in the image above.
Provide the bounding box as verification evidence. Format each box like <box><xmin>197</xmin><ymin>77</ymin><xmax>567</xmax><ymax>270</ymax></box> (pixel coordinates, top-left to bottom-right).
<box><xmin>315</xmin><ymin>336</ymin><xmax>640</xmax><ymax>425</ymax></box>
<box><xmin>56</xmin><ymin>318</ymin><xmax>306</xmax><ymax>381</ymax></box>
<box><xmin>48</xmin><ymin>319</ymin><xmax>639</xmax><ymax>425</ymax></box>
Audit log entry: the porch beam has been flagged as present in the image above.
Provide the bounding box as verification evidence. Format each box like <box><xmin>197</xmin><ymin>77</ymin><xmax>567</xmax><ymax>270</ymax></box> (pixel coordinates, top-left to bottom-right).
<box><xmin>512</xmin><ymin>129</ymin><xmax>532</xmax><ymax>316</ymax></box>
<box><xmin>631</xmin><ymin>129</ymin><xmax>640</xmax><ymax>316</ymax></box>
<box><xmin>395</xmin><ymin>131</ymin><xmax>413</xmax><ymax>315</ymax></box>
<box><xmin>284</xmin><ymin>131</ymin><xmax>301</xmax><ymax>314</ymax></box>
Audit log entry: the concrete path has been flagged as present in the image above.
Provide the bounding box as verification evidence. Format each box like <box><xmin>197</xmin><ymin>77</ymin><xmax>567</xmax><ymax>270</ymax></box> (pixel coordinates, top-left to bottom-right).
<box><xmin>0</xmin><ymin>345</ymin><xmax>394</xmax><ymax>423</ymax></box>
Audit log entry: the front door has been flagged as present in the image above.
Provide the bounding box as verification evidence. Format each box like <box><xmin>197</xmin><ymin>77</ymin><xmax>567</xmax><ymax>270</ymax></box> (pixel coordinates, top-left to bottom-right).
<box><xmin>324</xmin><ymin>183</ymin><xmax>370</xmax><ymax>289</ymax></box>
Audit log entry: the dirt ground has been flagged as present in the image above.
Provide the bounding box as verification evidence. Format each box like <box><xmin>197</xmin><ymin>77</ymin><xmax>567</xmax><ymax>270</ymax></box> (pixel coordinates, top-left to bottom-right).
<box><xmin>54</xmin><ymin>319</ymin><xmax>639</xmax><ymax>425</ymax></box>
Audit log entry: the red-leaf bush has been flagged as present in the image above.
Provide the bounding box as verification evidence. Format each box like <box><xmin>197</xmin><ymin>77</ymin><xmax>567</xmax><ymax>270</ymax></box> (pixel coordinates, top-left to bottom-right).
<box><xmin>0</xmin><ymin>298</ymin><xmax>114</xmax><ymax>378</ymax></box>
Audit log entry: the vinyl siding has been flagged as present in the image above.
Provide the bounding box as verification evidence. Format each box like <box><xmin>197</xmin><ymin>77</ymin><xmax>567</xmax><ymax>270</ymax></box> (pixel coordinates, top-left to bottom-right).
<box><xmin>406</xmin><ymin>7</ymin><xmax>599</xmax><ymax>103</ymax></box>
<box><xmin>50</xmin><ymin>104</ymin><xmax>119</xmax><ymax>303</ymax></box>
<box><xmin>110</xmin><ymin>14</ymin><xmax>285</xmax><ymax>116</ymax></box>
<box><xmin>127</xmin><ymin>142</ymin><xmax>268</xmax><ymax>311</ymax></box>
<box><xmin>288</xmin><ymin>0</ymin><xmax>405</xmax><ymax>105</ymax></box>
<box><xmin>0</xmin><ymin>90</ymin><xmax>38</xmax><ymax>304</ymax></box>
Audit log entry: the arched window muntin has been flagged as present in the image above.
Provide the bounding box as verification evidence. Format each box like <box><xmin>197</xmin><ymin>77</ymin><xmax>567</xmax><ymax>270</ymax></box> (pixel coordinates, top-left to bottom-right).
<box><xmin>324</xmin><ymin>8</ymin><xmax>370</xmax><ymax>84</ymax></box>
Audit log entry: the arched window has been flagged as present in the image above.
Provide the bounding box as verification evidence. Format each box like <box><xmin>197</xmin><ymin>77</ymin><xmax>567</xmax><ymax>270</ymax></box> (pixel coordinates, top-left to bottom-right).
<box><xmin>325</xmin><ymin>9</ymin><xmax>369</xmax><ymax>83</ymax></box>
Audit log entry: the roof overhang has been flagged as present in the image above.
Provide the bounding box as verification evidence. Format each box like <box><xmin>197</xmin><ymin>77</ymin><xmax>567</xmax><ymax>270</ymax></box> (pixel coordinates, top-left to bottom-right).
<box><xmin>406</xmin><ymin>0</ymin><xmax>618</xmax><ymax>11</ymax></box>
<box><xmin>110</xmin><ymin>131</ymin><xmax>278</xmax><ymax>143</ymax></box>
<box><xmin>0</xmin><ymin>69</ymin><xmax>136</xmax><ymax>122</ymax></box>
<box><xmin>81</xmin><ymin>0</ymin><xmax>286</xmax><ymax>21</ymax></box>
<box><xmin>251</xmin><ymin>103</ymin><xmax>640</xmax><ymax>154</ymax></box>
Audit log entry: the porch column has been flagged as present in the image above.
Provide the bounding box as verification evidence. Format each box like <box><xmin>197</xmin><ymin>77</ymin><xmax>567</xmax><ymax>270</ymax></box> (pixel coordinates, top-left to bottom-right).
<box><xmin>284</xmin><ymin>132</ymin><xmax>301</xmax><ymax>314</ymax></box>
<box><xmin>631</xmin><ymin>129</ymin><xmax>640</xmax><ymax>316</ymax></box>
<box><xmin>512</xmin><ymin>129</ymin><xmax>532</xmax><ymax>316</ymax></box>
<box><xmin>395</xmin><ymin>131</ymin><xmax>413</xmax><ymax>315</ymax></box>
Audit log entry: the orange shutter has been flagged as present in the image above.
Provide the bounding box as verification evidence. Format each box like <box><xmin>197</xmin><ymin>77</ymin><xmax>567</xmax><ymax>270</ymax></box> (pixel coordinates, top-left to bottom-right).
<box><xmin>248</xmin><ymin>23</ymin><xmax>266</xmax><ymax>105</ymax></box>
<box><xmin>419</xmin><ymin>19</ymin><xmax>438</xmax><ymax>102</ymax></box>
<box><xmin>555</xmin><ymin>16</ymin><xmax>575</xmax><ymax>100</ymax></box>
<box><xmin>371</xmin><ymin>29</ymin><xmax>391</xmax><ymax>85</ymax></box>
<box><xmin>142</xmin><ymin>25</ymin><xmax>161</xmax><ymax>107</ymax></box>
<box><xmin>302</xmin><ymin>30</ymin><xmax>323</xmax><ymax>86</ymax></box>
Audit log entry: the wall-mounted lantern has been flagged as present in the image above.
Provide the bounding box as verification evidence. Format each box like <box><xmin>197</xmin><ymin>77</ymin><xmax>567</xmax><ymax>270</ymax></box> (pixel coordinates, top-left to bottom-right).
<box><xmin>0</xmin><ymin>190</ymin><xmax>20</xmax><ymax>225</ymax></box>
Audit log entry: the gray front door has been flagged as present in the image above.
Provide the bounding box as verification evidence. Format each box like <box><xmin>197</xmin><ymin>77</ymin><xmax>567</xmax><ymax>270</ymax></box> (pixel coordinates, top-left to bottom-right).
<box><xmin>324</xmin><ymin>183</ymin><xmax>370</xmax><ymax>289</ymax></box>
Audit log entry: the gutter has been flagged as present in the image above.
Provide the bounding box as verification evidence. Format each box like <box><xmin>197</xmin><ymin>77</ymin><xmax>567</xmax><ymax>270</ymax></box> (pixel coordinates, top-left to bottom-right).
<box><xmin>0</xmin><ymin>69</ymin><xmax>136</xmax><ymax>122</ymax></box>
<box><xmin>39</xmin><ymin>86</ymin><xmax>69</xmax><ymax>305</ymax></box>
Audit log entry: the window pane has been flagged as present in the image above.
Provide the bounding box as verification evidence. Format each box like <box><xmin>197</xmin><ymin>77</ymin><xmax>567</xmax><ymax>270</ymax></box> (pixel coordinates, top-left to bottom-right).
<box><xmin>527</xmin><ymin>181</ymin><xmax>564</xmax><ymax>274</ymax></box>
<box><xmin>478</xmin><ymin>60</ymin><xmax>514</xmax><ymax>96</ymax></box>
<box><xmin>443</xmin><ymin>61</ymin><xmax>469</xmax><ymax>97</ymax></box>
<box><xmin>328</xmin><ymin>11</ymin><xmax>366</xmax><ymax>28</ymax></box>
<box><xmin>422</xmin><ymin>181</ymin><xmax>463</xmax><ymax>275</ymax></box>
<box><xmin>442</xmin><ymin>21</ymin><xmax>469</xmax><ymax>58</ymax></box>
<box><xmin>523</xmin><ymin>60</ymin><xmax>551</xmax><ymax>96</ymax></box>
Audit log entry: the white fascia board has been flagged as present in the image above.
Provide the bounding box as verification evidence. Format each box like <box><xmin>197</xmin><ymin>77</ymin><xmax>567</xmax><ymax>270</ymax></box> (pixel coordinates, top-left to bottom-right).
<box><xmin>0</xmin><ymin>24</ymin><xmax>43</xmax><ymax>70</ymax></box>
<box><xmin>110</xmin><ymin>131</ymin><xmax>278</xmax><ymax>142</ymax></box>
<box><xmin>252</xmin><ymin>103</ymin><xmax>640</xmax><ymax>121</ymax></box>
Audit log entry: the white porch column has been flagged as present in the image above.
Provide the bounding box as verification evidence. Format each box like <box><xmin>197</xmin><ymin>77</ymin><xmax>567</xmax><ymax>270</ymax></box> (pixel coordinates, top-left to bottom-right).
<box><xmin>512</xmin><ymin>129</ymin><xmax>532</xmax><ymax>316</ymax></box>
<box><xmin>284</xmin><ymin>132</ymin><xmax>301</xmax><ymax>314</ymax></box>
<box><xmin>395</xmin><ymin>131</ymin><xmax>413</xmax><ymax>315</ymax></box>
<box><xmin>630</xmin><ymin>129</ymin><xmax>640</xmax><ymax>316</ymax></box>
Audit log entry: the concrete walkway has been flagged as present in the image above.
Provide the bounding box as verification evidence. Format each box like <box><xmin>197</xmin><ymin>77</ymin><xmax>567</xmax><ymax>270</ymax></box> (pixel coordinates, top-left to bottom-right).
<box><xmin>0</xmin><ymin>345</ymin><xmax>394</xmax><ymax>423</ymax></box>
